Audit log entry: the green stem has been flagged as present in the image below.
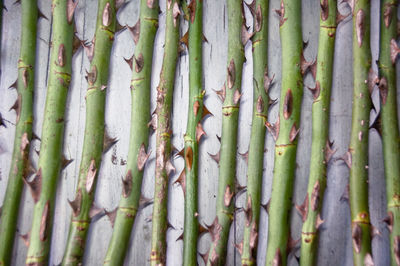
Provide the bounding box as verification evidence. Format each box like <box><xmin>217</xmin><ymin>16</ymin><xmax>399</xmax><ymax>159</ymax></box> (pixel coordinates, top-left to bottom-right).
<box><xmin>150</xmin><ymin>1</ymin><xmax>180</xmax><ymax>265</ymax></box>
<box><xmin>62</xmin><ymin>1</ymin><xmax>116</xmax><ymax>265</ymax></box>
<box><xmin>104</xmin><ymin>1</ymin><xmax>159</xmax><ymax>265</ymax></box>
<box><xmin>182</xmin><ymin>0</ymin><xmax>203</xmax><ymax>265</ymax></box>
<box><xmin>265</xmin><ymin>0</ymin><xmax>303</xmax><ymax>264</ymax></box>
<box><xmin>25</xmin><ymin>0</ymin><xmax>75</xmax><ymax>264</ymax></box>
<box><xmin>299</xmin><ymin>0</ymin><xmax>336</xmax><ymax>265</ymax></box>
<box><xmin>0</xmin><ymin>1</ymin><xmax>37</xmax><ymax>265</ymax></box>
<box><xmin>206</xmin><ymin>0</ymin><xmax>245</xmax><ymax>265</ymax></box>
<box><xmin>379</xmin><ymin>0</ymin><xmax>400</xmax><ymax>265</ymax></box>
<box><xmin>348</xmin><ymin>0</ymin><xmax>372</xmax><ymax>264</ymax></box>
<box><xmin>241</xmin><ymin>0</ymin><xmax>269</xmax><ymax>265</ymax></box>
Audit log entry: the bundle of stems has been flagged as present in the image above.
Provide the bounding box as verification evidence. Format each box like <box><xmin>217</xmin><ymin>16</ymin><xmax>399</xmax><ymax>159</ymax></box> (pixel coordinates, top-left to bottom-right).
<box><xmin>104</xmin><ymin>0</ymin><xmax>159</xmax><ymax>265</ymax></box>
<box><xmin>205</xmin><ymin>0</ymin><xmax>246</xmax><ymax>264</ymax></box>
<box><xmin>299</xmin><ymin>0</ymin><xmax>337</xmax><ymax>265</ymax></box>
<box><xmin>378</xmin><ymin>0</ymin><xmax>400</xmax><ymax>265</ymax></box>
<box><xmin>0</xmin><ymin>1</ymin><xmax>37</xmax><ymax>265</ymax></box>
<box><xmin>181</xmin><ymin>0</ymin><xmax>204</xmax><ymax>265</ymax></box>
<box><xmin>150</xmin><ymin>0</ymin><xmax>181</xmax><ymax>265</ymax></box>
<box><xmin>265</xmin><ymin>0</ymin><xmax>303</xmax><ymax>264</ymax></box>
<box><xmin>241</xmin><ymin>0</ymin><xmax>270</xmax><ymax>264</ymax></box>
<box><xmin>62</xmin><ymin>1</ymin><xmax>116</xmax><ymax>265</ymax></box>
<box><xmin>347</xmin><ymin>0</ymin><xmax>373</xmax><ymax>264</ymax></box>
<box><xmin>25</xmin><ymin>0</ymin><xmax>76</xmax><ymax>264</ymax></box>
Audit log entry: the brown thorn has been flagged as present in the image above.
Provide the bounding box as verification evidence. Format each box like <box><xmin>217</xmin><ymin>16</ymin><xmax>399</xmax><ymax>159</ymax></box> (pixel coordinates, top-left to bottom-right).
<box><xmin>245</xmin><ymin>195</ymin><xmax>252</xmax><ymax>227</ymax></box>
<box><xmin>235</xmin><ymin>241</ymin><xmax>243</xmax><ymax>255</ymax></box>
<box><xmin>227</xmin><ymin>59</ymin><xmax>236</xmax><ymax>89</ymax></box>
<box><xmin>352</xmin><ymin>223</ymin><xmax>362</xmax><ymax>253</ymax></box>
<box><xmin>241</xmin><ymin>23</ymin><xmax>253</xmax><ymax>45</ymax></box>
<box><xmin>239</xmin><ymin>150</ymin><xmax>249</xmax><ymax>164</ymax></box>
<box><xmin>295</xmin><ymin>194</ymin><xmax>309</xmax><ymax>222</ymax></box>
<box><xmin>137</xmin><ymin>144</ymin><xmax>151</xmax><ymax>171</ymax></box>
<box><xmin>391</xmin><ymin>39</ymin><xmax>400</xmax><ymax>64</ymax></box>
<box><xmin>176</xmin><ymin>232</ymin><xmax>184</xmax><ymax>241</ymax></box>
<box><xmin>289</xmin><ymin>122</ymin><xmax>300</xmax><ymax>143</ymax></box>
<box><xmin>196</xmin><ymin>122</ymin><xmax>206</xmax><ymax>142</ymax></box>
<box><xmin>311</xmin><ymin>180</ymin><xmax>321</xmax><ymax>211</ymax></box>
<box><xmin>325</xmin><ymin>140</ymin><xmax>336</xmax><ymax>163</ymax></box>
<box><xmin>9</xmin><ymin>93</ymin><xmax>22</xmax><ymax>123</ymax></box>
<box><xmin>128</xmin><ymin>19</ymin><xmax>140</xmax><ymax>45</ymax></box>
<box><xmin>378</xmin><ymin>76</ymin><xmax>388</xmax><ymax>105</ymax></box>
<box><xmin>122</xmin><ymin>170</ymin><xmax>133</xmax><ymax>198</ymax></box>
<box><xmin>340</xmin><ymin>184</ymin><xmax>350</xmax><ymax>202</ymax></box>
<box><xmin>19</xmin><ymin>231</ymin><xmax>30</xmax><ymax>247</ymax></box>
<box><xmin>185</xmin><ymin>146</ymin><xmax>193</xmax><ymax>171</ymax></box>
<box><xmin>103</xmin><ymin>131</ymin><xmax>118</xmax><ymax>153</ymax></box>
<box><xmin>24</xmin><ymin>168</ymin><xmax>42</xmax><ymax>203</ymax></box>
<box><xmin>8</xmin><ymin>79</ymin><xmax>17</xmax><ymax>90</ymax></box>
<box><xmin>265</xmin><ymin>116</ymin><xmax>280</xmax><ymax>141</ymax></box>
<box><xmin>86</xmin><ymin>159</ymin><xmax>97</xmax><ymax>193</ymax></box>
<box><xmin>224</xmin><ymin>185</ymin><xmax>234</xmax><ymax>207</ymax></box>
<box><xmin>174</xmin><ymin>170</ymin><xmax>186</xmax><ymax>196</ymax></box>
<box><xmin>308</xmin><ymin>81</ymin><xmax>321</xmax><ymax>100</ymax></box>
<box><xmin>355</xmin><ymin>9</ymin><xmax>365</xmax><ymax>47</ymax></box>
<box><xmin>208</xmin><ymin>151</ymin><xmax>220</xmax><ymax>164</ymax></box>
<box><xmin>364</xmin><ymin>253</ymin><xmax>375</xmax><ymax>266</ymax></box>
<box><xmin>68</xmin><ymin>189</ymin><xmax>82</xmax><ymax>217</ymax></box>
<box><xmin>214</xmin><ymin>83</ymin><xmax>226</xmax><ymax>102</ymax></box>
<box><xmin>124</xmin><ymin>55</ymin><xmax>134</xmax><ymax>70</ymax></box>
<box><xmin>383</xmin><ymin>211</ymin><xmax>394</xmax><ymax>232</ymax></box>
<box><xmin>166</xmin><ymin>159</ymin><xmax>176</xmax><ymax>176</ymax></box>
<box><xmin>134</xmin><ymin>53</ymin><xmax>144</xmax><ymax>73</ymax></box>
<box><xmin>172</xmin><ymin>2</ymin><xmax>180</xmax><ymax>27</ymax></box>
<box><xmin>233</xmin><ymin>89</ymin><xmax>242</xmax><ymax>105</ymax></box>
<box><xmin>67</xmin><ymin>0</ymin><xmax>79</xmax><ymax>24</ymax></box>
<box><xmin>320</xmin><ymin>0</ymin><xmax>329</xmax><ymax>21</ymax></box>
<box><xmin>39</xmin><ymin>201</ymin><xmax>50</xmax><ymax>241</ymax></box>
<box><xmin>316</xmin><ymin>213</ymin><xmax>324</xmax><ymax>230</ymax></box>
<box><xmin>187</xmin><ymin>0</ymin><xmax>196</xmax><ymax>23</ymax></box>
<box><xmin>61</xmin><ymin>155</ymin><xmax>74</xmax><ymax>170</ymax></box>
<box><xmin>102</xmin><ymin>2</ymin><xmax>112</xmax><ymax>27</ymax></box>
<box><xmin>89</xmin><ymin>203</ymin><xmax>103</xmax><ymax>218</ymax></box>
<box><xmin>283</xmin><ymin>89</ymin><xmax>293</xmax><ymax>120</ymax></box>
<box><xmin>105</xmin><ymin>208</ymin><xmax>118</xmax><ymax>228</ymax></box>
<box><xmin>371</xmin><ymin>225</ymin><xmax>381</xmax><ymax>238</ymax></box>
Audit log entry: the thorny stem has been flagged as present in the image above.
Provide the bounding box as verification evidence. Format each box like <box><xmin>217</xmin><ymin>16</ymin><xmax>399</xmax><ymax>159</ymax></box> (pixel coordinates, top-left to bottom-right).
<box><xmin>348</xmin><ymin>0</ymin><xmax>373</xmax><ymax>264</ymax></box>
<box><xmin>61</xmin><ymin>1</ymin><xmax>116</xmax><ymax>265</ymax></box>
<box><xmin>0</xmin><ymin>1</ymin><xmax>37</xmax><ymax>265</ymax></box>
<box><xmin>182</xmin><ymin>0</ymin><xmax>203</xmax><ymax>265</ymax></box>
<box><xmin>265</xmin><ymin>0</ymin><xmax>303</xmax><ymax>264</ymax></box>
<box><xmin>104</xmin><ymin>0</ymin><xmax>159</xmax><ymax>265</ymax></box>
<box><xmin>150</xmin><ymin>0</ymin><xmax>181</xmax><ymax>265</ymax></box>
<box><xmin>25</xmin><ymin>0</ymin><xmax>75</xmax><ymax>265</ymax></box>
<box><xmin>241</xmin><ymin>0</ymin><xmax>269</xmax><ymax>265</ymax></box>
<box><xmin>206</xmin><ymin>0</ymin><xmax>245</xmax><ymax>265</ymax></box>
<box><xmin>299</xmin><ymin>0</ymin><xmax>337</xmax><ymax>265</ymax></box>
<box><xmin>379</xmin><ymin>0</ymin><xmax>400</xmax><ymax>265</ymax></box>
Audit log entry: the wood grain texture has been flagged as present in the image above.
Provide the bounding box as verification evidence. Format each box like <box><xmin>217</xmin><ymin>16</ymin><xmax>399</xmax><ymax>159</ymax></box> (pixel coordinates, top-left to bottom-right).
<box><xmin>0</xmin><ymin>0</ymin><xmax>392</xmax><ymax>265</ymax></box>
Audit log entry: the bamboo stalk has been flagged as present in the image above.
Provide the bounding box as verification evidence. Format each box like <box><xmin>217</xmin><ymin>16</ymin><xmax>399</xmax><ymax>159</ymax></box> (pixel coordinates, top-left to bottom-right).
<box><xmin>299</xmin><ymin>0</ymin><xmax>337</xmax><ymax>265</ymax></box>
<box><xmin>61</xmin><ymin>1</ymin><xmax>116</xmax><ymax>265</ymax></box>
<box><xmin>181</xmin><ymin>0</ymin><xmax>204</xmax><ymax>265</ymax></box>
<box><xmin>25</xmin><ymin>0</ymin><xmax>76</xmax><ymax>264</ymax></box>
<box><xmin>265</xmin><ymin>0</ymin><xmax>303</xmax><ymax>264</ymax></box>
<box><xmin>240</xmin><ymin>0</ymin><xmax>270</xmax><ymax>265</ymax></box>
<box><xmin>103</xmin><ymin>0</ymin><xmax>159</xmax><ymax>265</ymax></box>
<box><xmin>205</xmin><ymin>0</ymin><xmax>245</xmax><ymax>265</ymax></box>
<box><xmin>150</xmin><ymin>1</ymin><xmax>181</xmax><ymax>265</ymax></box>
<box><xmin>378</xmin><ymin>0</ymin><xmax>400</xmax><ymax>265</ymax></box>
<box><xmin>0</xmin><ymin>1</ymin><xmax>38</xmax><ymax>264</ymax></box>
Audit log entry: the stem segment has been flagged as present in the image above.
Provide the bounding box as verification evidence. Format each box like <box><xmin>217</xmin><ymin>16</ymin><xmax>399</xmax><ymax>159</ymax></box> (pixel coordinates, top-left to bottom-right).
<box><xmin>0</xmin><ymin>1</ymin><xmax>37</xmax><ymax>264</ymax></box>
<box><xmin>379</xmin><ymin>0</ymin><xmax>400</xmax><ymax>265</ymax></box>
<box><xmin>104</xmin><ymin>1</ymin><xmax>159</xmax><ymax>265</ymax></box>
<box><xmin>241</xmin><ymin>0</ymin><xmax>269</xmax><ymax>265</ymax></box>
<box><xmin>62</xmin><ymin>1</ymin><xmax>116</xmax><ymax>265</ymax></box>
<box><xmin>182</xmin><ymin>0</ymin><xmax>203</xmax><ymax>265</ymax></box>
<box><xmin>347</xmin><ymin>0</ymin><xmax>373</xmax><ymax>264</ymax></box>
<box><xmin>25</xmin><ymin>0</ymin><xmax>75</xmax><ymax>264</ymax></box>
<box><xmin>265</xmin><ymin>0</ymin><xmax>303</xmax><ymax>264</ymax></box>
<box><xmin>150</xmin><ymin>1</ymin><xmax>181</xmax><ymax>265</ymax></box>
<box><xmin>299</xmin><ymin>0</ymin><xmax>337</xmax><ymax>265</ymax></box>
<box><xmin>206</xmin><ymin>1</ymin><xmax>245</xmax><ymax>265</ymax></box>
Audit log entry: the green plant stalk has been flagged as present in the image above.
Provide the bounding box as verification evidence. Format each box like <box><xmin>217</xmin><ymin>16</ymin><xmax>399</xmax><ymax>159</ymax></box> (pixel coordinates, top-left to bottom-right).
<box><xmin>241</xmin><ymin>0</ymin><xmax>269</xmax><ymax>265</ymax></box>
<box><xmin>299</xmin><ymin>0</ymin><xmax>336</xmax><ymax>265</ymax></box>
<box><xmin>206</xmin><ymin>0</ymin><xmax>244</xmax><ymax>265</ymax></box>
<box><xmin>25</xmin><ymin>0</ymin><xmax>75</xmax><ymax>264</ymax></box>
<box><xmin>0</xmin><ymin>1</ymin><xmax>37</xmax><ymax>264</ymax></box>
<box><xmin>150</xmin><ymin>1</ymin><xmax>180</xmax><ymax>265</ymax></box>
<box><xmin>379</xmin><ymin>0</ymin><xmax>400</xmax><ymax>265</ymax></box>
<box><xmin>182</xmin><ymin>0</ymin><xmax>203</xmax><ymax>265</ymax></box>
<box><xmin>62</xmin><ymin>1</ymin><xmax>116</xmax><ymax>265</ymax></box>
<box><xmin>104</xmin><ymin>1</ymin><xmax>159</xmax><ymax>265</ymax></box>
<box><xmin>265</xmin><ymin>0</ymin><xmax>303</xmax><ymax>264</ymax></box>
<box><xmin>348</xmin><ymin>0</ymin><xmax>372</xmax><ymax>264</ymax></box>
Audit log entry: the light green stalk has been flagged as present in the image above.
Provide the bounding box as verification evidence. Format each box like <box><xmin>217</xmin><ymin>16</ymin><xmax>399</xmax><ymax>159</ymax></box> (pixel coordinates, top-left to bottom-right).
<box><xmin>347</xmin><ymin>0</ymin><xmax>372</xmax><ymax>264</ymax></box>
<box><xmin>241</xmin><ymin>0</ymin><xmax>269</xmax><ymax>265</ymax></box>
<box><xmin>62</xmin><ymin>1</ymin><xmax>116</xmax><ymax>265</ymax></box>
<box><xmin>150</xmin><ymin>1</ymin><xmax>180</xmax><ymax>265</ymax></box>
<box><xmin>25</xmin><ymin>0</ymin><xmax>76</xmax><ymax>264</ymax></box>
<box><xmin>379</xmin><ymin>0</ymin><xmax>400</xmax><ymax>265</ymax></box>
<box><xmin>104</xmin><ymin>1</ymin><xmax>159</xmax><ymax>265</ymax></box>
<box><xmin>206</xmin><ymin>0</ymin><xmax>245</xmax><ymax>265</ymax></box>
<box><xmin>265</xmin><ymin>0</ymin><xmax>303</xmax><ymax>264</ymax></box>
<box><xmin>182</xmin><ymin>0</ymin><xmax>203</xmax><ymax>265</ymax></box>
<box><xmin>0</xmin><ymin>1</ymin><xmax>37</xmax><ymax>264</ymax></box>
<box><xmin>299</xmin><ymin>0</ymin><xmax>336</xmax><ymax>265</ymax></box>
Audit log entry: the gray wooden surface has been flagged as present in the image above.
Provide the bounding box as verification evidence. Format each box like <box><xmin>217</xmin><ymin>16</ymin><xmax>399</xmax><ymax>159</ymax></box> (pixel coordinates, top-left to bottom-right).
<box><xmin>0</xmin><ymin>0</ymin><xmax>396</xmax><ymax>265</ymax></box>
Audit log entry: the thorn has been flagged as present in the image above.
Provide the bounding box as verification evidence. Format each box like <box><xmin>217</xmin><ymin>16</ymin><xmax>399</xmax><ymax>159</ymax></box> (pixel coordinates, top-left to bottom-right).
<box><xmin>67</xmin><ymin>0</ymin><xmax>79</xmax><ymax>24</ymax></box>
<box><xmin>289</xmin><ymin>122</ymin><xmax>300</xmax><ymax>143</ymax></box>
<box><xmin>233</xmin><ymin>89</ymin><xmax>242</xmax><ymax>105</ymax></box>
<box><xmin>103</xmin><ymin>130</ymin><xmax>118</xmax><ymax>153</ymax></box>
<box><xmin>265</xmin><ymin>116</ymin><xmax>280</xmax><ymax>141</ymax></box>
<box><xmin>68</xmin><ymin>189</ymin><xmax>82</xmax><ymax>217</ymax></box>
<box><xmin>38</xmin><ymin>8</ymin><xmax>48</xmax><ymax>21</ymax></box>
<box><xmin>227</xmin><ymin>59</ymin><xmax>236</xmax><ymax>89</ymax></box>
<box><xmin>89</xmin><ymin>203</ymin><xmax>103</xmax><ymax>218</ymax></box>
<box><xmin>214</xmin><ymin>83</ymin><xmax>226</xmax><ymax>102</ymax></box>
<box><xmin>325</xmin><ymin>140</ymin><xmax>336</xmax><ymax>163</ymax></box>
<box><xmin>224</xmin><ymin>185</ymin><xmax>234</xmax><ymax>207</ymax></box>
<box><xmin>338</xmin><ymin>151</ymin><xmax>352</xmax><ymax>168</ymax></box>
<box><xmin>241</xmin><ymin>23</ymin><xmax>253</xmax><ymax>45</ymax></box>
<box><xmin>137</xmin><ymin>144</ymin><xmax>151</xmax><ymax>171</ymax></box>
<box><xmin>8</xmin><ymin>79</ymin><xmax>17</xmax><ymax>90</ymax></box>
<box><xmin>340</xmin><ymin>184</ymin><xmax>350</xmax><ymax>202</ymax></box>
<box><xmin>316</xmin><ymin>213</ymin><xmax>324</xmax><ymax>229</ymax></box>
<box><xmin>0</xmin><ymin>113</ymin><xmax>6</xmax><ymax>128</ymax></box>
<box><xmin>202</xmin><ymin>104</ymin><xmax>213</xmax><ymax>120</ymax></box>
<box><xmin>19</xmin><ymin>231</ymin><xmax>30</xmax><ymax>247</ymax></box>
<box><xmin>352</xmin><ymin>223</ymin><xmax>362</xmax><ymax>254</ymax></box>
<box><xmin>287</xmin><ymin>234</ymin><xmax>300</xmax><ymax>255</ymax></box>
<box><xmin>180</xmin><ymin>31</ymin><xmax>189</xmax><ymax>47</ymax></box>
<box><xmin>371</xmin><ymin>225</ymin><xmax>381</xmax><ymax>238</ymax></box>
<box><xmin>308</xmin><ymin>81</ymin><xmax>321</xmax><ymax>100</ymax></box>
<box><xmin>24</xmin><ymin>168</ymin><xmax>42</xmax><ymax>203</ymax></box>
<box><xmin>239</xmin><ymin>150</ymin><xmax>249</xmax><ymax>164</ymax></box>
<box><xmin>166</xmin><ymin>159</ymin><xmax>176</xmax><ymax>176</ymax></box>
<box><xmin>106</xmin><ymin>208</ymin><xmax>118</xmax><ymax>228</ymax></box>
<box><xmin>139</xmin><ymin>194</ymin><xmax>153</xmax><ymax>209</ymax></box>
<box><xmin>61</xmin><ymin>155</ymin><xmax>73</xmax><ymax>170</ymax></box>
<box><xmin>206</xmin><ymin>149</ymin><xmax>219</xmax><ymax>165</ymax></box>
<box><xmin>174</xmin><ymin>170</ymin><xmax>186</xmax><ymax>196</ymax></box>
<box><xmin>176</xmin><ymin>232</ymin><xmax>184</xmax><ymax>241</ymax></box>
<box><xmin>216</xmin><ymin>134</ymin><xmax>221</xmax><ymax>143</ymax></box>
<box><xmin>200</xmin><ymin>250</ymin><xmax>210</xmax><ymax>264</ymax></box>
<box><xmin>128</xmin><ymin>19</ymin><xmax>140</xmax><ymax>45</ymax></box>
<box><xmin>85</xmin><ymin>159</ymin><xmax>97</xmax><ymax>193</ymax></box>
<box><xmin>295</xmin><ymin>194</ymin><xmax>309</xmax><ymax>222</ymax></box>
<box><xmin>383</xmin><ymin>211</ymin><xmax>393</xmax><ymax>232</ymax></box>
<box><xmin>185</xmin><ymin>146</ymin><xmax>193</xmax><ymax>171</ymax></box>
<box><xmin>196</xmin><ymin>122</ymin><xmax>206</xmax><ymax>142</ymax></box>
<box><xmin>122</xmin><ymin>170</ymin><xmax>133</xmax><ymax>198</ymax></box>
<box><xmin>235</xmin><ymin>242</ymin><xmax>243</xmax><ymax>255</ymax></box>
<box><xmin>364</xmin><ymin>253</ymin><xmax>374</xmax><ymax>266</ymax></box>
